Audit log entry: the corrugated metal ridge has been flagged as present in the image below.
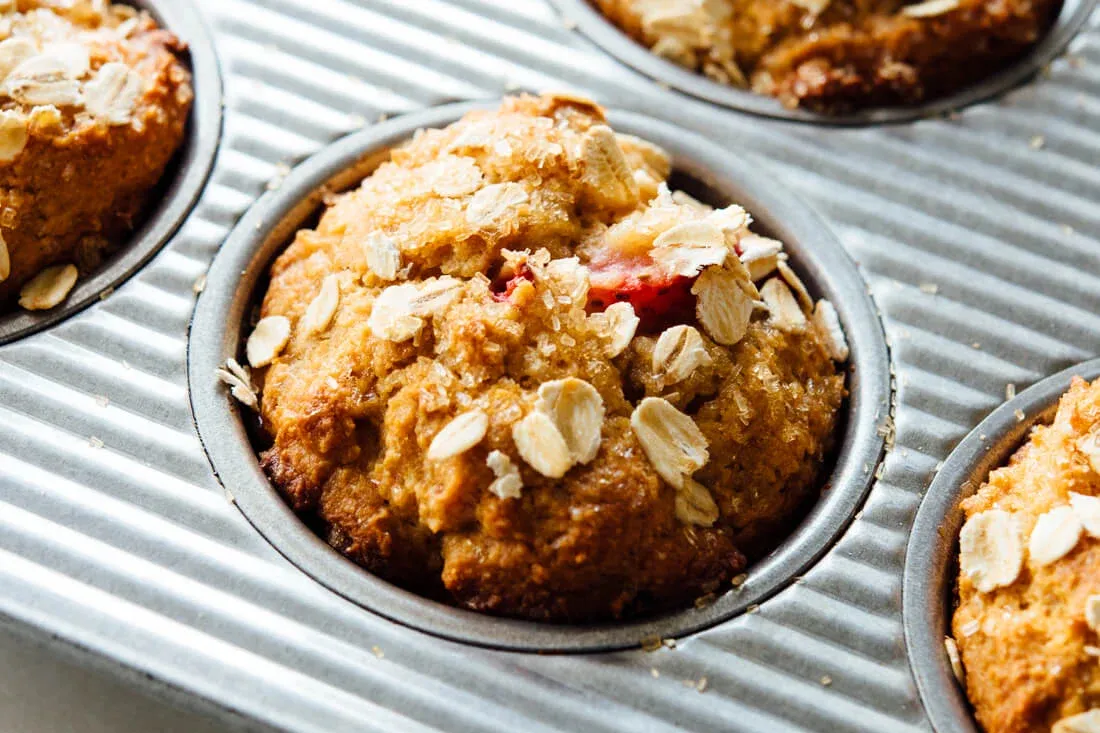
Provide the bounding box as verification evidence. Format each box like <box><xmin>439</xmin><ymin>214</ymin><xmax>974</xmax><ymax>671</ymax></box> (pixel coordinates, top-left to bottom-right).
<box><xmin>0</xmin><ymin>0</ymin><xmax>1095</xmax><ymax>730</ymax></box>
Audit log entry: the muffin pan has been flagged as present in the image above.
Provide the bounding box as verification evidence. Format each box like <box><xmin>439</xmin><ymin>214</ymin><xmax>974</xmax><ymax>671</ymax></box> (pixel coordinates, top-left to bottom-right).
<box><xmin>188</xmin><ymin>102</ymin><xmax>891</xmax><ymax>652</ymax></box>
<box><xmin>0</xmin><ymin>0</ymin><xmax>222</xmax><ymax>346</ymax></box>
<box><xmin>903</xmin><ymin>358</ymin><xmax>1100</xmax><ymax>733</ymax></box>
<box><xmin>0</xmin><ymin>0</ymin><xmax>1097</xmax><ymax>730</ymax></box>
<box><xmin>548</xmin><ymin>0</ymin><xmax>1097</xmax><ymax>124</ymax></box>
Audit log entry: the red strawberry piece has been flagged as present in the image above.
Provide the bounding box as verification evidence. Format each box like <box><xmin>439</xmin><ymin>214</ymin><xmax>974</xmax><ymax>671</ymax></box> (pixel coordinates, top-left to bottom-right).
<box><xmin>587</xmin><ymin>256</ymin><xmax>697</xmax><ymax>334</ymax></box>
<box><xmin>492</xmin><ymin>263</ymin><xmax>534</xmax><ymax>303</ymax></box>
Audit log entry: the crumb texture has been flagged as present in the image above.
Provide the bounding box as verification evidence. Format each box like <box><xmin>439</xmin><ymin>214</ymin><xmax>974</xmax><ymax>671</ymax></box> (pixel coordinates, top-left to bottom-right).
<box><xmin>254</xmin><ymin>94</ymin><xmax>845</xmax><ymax>622</ymax></box>
<box><xmin>0</xmin><ymin>0</ymin><xmax>193</xmax><ymax>305</ymax></box>
<box><xmin>955</xmin><ymin>377</ymin><xmax>1100</xmax><ymax>733</ymax></box>
<box><xmin>593</xmin><ymin>0</ymin><xmax>1062</xmax><ymax>112</ymax></box>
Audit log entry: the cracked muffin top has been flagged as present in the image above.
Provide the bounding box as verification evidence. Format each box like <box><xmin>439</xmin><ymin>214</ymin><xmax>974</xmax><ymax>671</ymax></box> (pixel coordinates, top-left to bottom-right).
<box><xmin>236</xmin><ymin>94</ymin><xmax>847</xmax><ymax>622</ymax></box>
<box><xmin>952</xmin><ymin>377</ymin><xmax>1100</xmax><ymax>732</ymax></box>
<box><xmin>0</xmin><ymin>0</ymin><xmax>192</xmax><ymax>310</ymax></box>
<box><xmin>592</xmin><ymin>0</ymin><xmax>1061</xmax><ymax>112</ymax></box>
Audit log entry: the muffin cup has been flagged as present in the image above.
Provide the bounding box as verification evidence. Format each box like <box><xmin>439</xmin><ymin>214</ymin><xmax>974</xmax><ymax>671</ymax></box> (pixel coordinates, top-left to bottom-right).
<box><xmin>187</xmin><ymin>101</ymin><xmax>891</xmax><ymax>652</ymax></box>
<box><xmin>903</xmin><ymin>358</ymin><xmax>1100</xmax><ymax>732</ymax></box>
<box><xmin>0</xmin><ymin>0</ymin><xmax>223</xmax><ymax>346</ymax></box>
<box><xmin>548</xmin><ymin>0</ymin><xmax>1095</xmax><ymax>125</ymax></box>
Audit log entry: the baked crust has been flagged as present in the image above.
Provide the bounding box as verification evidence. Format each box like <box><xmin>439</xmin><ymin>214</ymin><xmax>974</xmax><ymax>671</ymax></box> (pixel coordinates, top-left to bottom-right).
<box><xmin>593</xmin><ymin>0</ymin><xmax>1062</xmax><ymax>112</ymax></box>
<box><xmin>0</xmin><ymin>0</ymin><xmax>193</xmax><ymax>305</ymax></box>
<box><xmin>954</xmin><ymin>377</ymin><xmax>1100</xmax><ymax>732</ymax></box>
<box><xmin>253</xmin><ymin>95</ymin><xmax>845</xmax><ymax>621</ymax></box>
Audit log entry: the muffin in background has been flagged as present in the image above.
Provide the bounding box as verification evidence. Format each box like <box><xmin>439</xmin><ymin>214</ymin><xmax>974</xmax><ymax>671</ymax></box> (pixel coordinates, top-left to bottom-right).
<box><xmin>593</xmin><ymin>0</ymin><xmax>1062</xmax><ymax>112</ymax></box>
<box><xmin>0</xmin><ymin>0</ymin><xmax>193</xmax><ymax>310</ymax></box>
<box><xmin>953</xmin><ymin>376</ymin><xmax>1100</xmax><ymax>732</ymax></box>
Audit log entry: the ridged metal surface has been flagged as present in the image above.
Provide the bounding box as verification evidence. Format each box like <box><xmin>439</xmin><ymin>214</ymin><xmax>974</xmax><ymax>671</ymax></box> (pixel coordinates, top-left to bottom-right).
<box><xmin>0</xmin><ymin>0</ymin><xmax>1097</xmax><ymax>731</ymax></box>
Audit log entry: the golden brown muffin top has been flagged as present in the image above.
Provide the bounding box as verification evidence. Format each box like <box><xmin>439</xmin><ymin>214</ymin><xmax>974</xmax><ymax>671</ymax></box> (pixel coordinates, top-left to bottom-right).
<box><xmin>0</xmin><ymin>0</ymin><xmax>192</xmax><ymax>157</ymax></box>
<box><xmin>235</xmin><ymin>94</ymin><xmax>848</xmax><ymax>620</ymax></box>
<box><xmin>953</xmin><ymin>377</ymin><xmax>1100</xmax><ymax>733</ymax></box>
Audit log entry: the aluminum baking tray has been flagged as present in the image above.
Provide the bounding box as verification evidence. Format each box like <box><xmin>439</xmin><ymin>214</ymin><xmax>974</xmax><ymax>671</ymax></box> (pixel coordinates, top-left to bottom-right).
<box><xmin>1</xmin><ymin>0</ymin><xmax>1098</xmax><ymax>731</ymax></box>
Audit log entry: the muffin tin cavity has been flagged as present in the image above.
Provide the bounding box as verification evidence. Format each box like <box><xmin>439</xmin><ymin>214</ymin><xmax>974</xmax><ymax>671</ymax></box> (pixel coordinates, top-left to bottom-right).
<box><xmin>903</xmin><ymin>359</ymin><xmax>1100</xmax><ymax>733</ymax></box>
<box><xmin>0</xmin><ymin>0</ymin><xmax>222</xmax><ymax>346</ymax></box>
<box><xmin>188</xmin><ymin>102</ymin><xmax>890</xmax><ymax>652</ymax></box>
<box><xmin>548</xmin><ymin>0</ymin><xmax>1095</xmax><ymax>125</ymax></box>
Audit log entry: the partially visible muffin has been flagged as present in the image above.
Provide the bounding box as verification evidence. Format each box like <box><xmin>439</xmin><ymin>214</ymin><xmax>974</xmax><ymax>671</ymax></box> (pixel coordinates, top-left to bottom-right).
<box><xmin>593</xmin><ymin>0</ymin><xmax>1062</xmax><ymax>112</ymax></box>
<box><xmin>953</xmin><ymin>377</ymin><xmax>1100</xmax><ymax>733</ymax></box>
<box><xmin>240</xmin><ymin>94</ymin><xmax>847</xmax><ymax>622</ymax></box>
<box><xmin>0</xmin><ymin>0</ymin><xmax>193</xmax><ymax>309</ymax></box>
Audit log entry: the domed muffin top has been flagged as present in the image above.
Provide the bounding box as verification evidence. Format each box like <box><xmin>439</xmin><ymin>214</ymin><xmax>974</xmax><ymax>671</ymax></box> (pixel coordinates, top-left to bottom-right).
<box><xmin>237</xmin><ymin>94</ymin><xmax>847</xmax><ymax>621</ymax></box>
<box><xmin>0</xmin><ymin>1</ymin><xmax>192</xmax><ymax>153</ymax></box>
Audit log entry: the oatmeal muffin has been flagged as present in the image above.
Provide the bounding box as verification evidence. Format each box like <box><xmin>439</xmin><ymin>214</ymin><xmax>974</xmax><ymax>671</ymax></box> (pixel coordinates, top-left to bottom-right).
<box><xmin>952</xmin><ymin>377</ymin><xmax>1100</xmax><ymax>732</ymax></box>
<box><xmin>242</xmin><ymin>94</ymin><xmax>847</xmax><ymax>622</ymax></box>
<box><xmin>593</xmin><ymin>0</ymin><xmax>1062</xmax><ymax>112</ymax></box>
<box><xmin>0</xmin><ymin>0</ymin><xmax>193</xmax><ymax>309</ymax></box>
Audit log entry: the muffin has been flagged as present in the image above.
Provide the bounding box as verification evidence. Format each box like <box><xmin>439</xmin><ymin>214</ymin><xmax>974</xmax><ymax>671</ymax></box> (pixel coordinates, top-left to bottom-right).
<box><xmin>592</xmin><ymin>0</ymin><xmax>1062</xmax><ymax>112</ymax></box>
<box><xmin>952</xmin><ymin>377</ymin><xmax>1100</xmax><ymax>732</ymax></box>
<box><xmin>239</xmin><ymin>94</ymin><xmax>847</xmax><ymax>622</ymax></box>
<box><xmin>0</xmin><ymin>0</ymin><xmax>193</xmax><ymax>310</ymax></box>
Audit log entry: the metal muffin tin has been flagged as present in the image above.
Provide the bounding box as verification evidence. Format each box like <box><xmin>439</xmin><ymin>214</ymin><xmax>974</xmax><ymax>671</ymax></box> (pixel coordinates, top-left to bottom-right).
<box><xmin>903</xmin><ymin>358</ymin><xmax>1100</xmax><ymax>733</ymax></box>
<box><xmin>188</xmin><ymin>103</ymin><xmax>891</xmax><ymax>653</ymax></box>
<box><xmin>549</xmin><ymin>0</ymin><xmax>1096</xmax><ymax>124</ymax></box>
<box><xmin>0</xmin><ymin>0</ymin><xmax>1098</xmax><ymax>730</ymax></box>
<box><xmin>0</xmin><ymin>0</ymin><xmax>222</xmax><ymax>346</ymax></box>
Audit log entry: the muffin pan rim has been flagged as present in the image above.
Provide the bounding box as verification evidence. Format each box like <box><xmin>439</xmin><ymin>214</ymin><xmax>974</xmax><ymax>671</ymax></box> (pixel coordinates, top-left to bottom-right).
<box><xmin>902</xmin><ymin>358</ymin><xmax>1100</xmax><ymax>733</ymax></box>
<box><xmin>0</xmin><ymin>0</ymin><xmax>224</xmax><ymax>346</ymax></box>
<box><xmin>547</xmin><ymin>0</ymin><xmax>1096</xmax><ymax>126</ymax></box>
<box><xmin>187</xmin><ymin>100</ymin><xmax>891</xmax><ymax>653</ymax></box>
